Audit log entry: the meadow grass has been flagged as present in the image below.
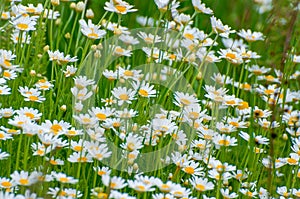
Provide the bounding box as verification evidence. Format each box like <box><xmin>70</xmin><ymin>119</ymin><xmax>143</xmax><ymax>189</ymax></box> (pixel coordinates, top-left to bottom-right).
<box><xmin>0</xmin><ymin>0</ymin><xmax>299</xmax><ymax>198</ymax></box>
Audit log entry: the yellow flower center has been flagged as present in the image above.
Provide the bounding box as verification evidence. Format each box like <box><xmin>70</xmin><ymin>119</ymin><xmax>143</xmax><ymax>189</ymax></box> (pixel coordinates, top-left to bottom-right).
<box><xmin>139</xmin><ymin>89</ymin><xmax>149</xmax><ymax>97</ymax></box>
<box><xmin>115</xmin><ymin>5</ymin><xmax>127</xmax><ymax>13</ymax></box>
<box><xmin>195</xmin><ymin>184</ymin><xmax>205</xmax><ymax>191</ymax></box>
<box><xmin>229</xmin><ymin>121</ymin><xmax>239</xmax><ymax>127</ymax></box>
<box><xmin>119</xmin><ymin>94</ymin><xmax>129</xmax><ymax>100</ymax></box>
<box><xmin>96</xmin><ymin>113</ymin><xmax>107</xmax><ymax>120</ymax></box>
<box><xmin>226</xmin><ymin>52</ymin><xmax>236</xmax><ymax>59</ymax></box>
<box><xmin>51</xmin><ymin>124</ymin><xmax>62</xmax><ymax>133</ymax></box>
<box><xmin>19</xmin><ymin>178</ymin><xmax>29</xmax><ymax>185</ymax></box>
<box><xmin>184</xmin><ymin>166</ymin><xmax>195</xmax><ymax>174</ymax></box>
<box><xmin>1</xmin><ymin>181</ymin><xmax>12</xmax><ymax>187</ymax></box>
<box><xmin>29</xmin><ymin>95</ymin><xmax>39</xmax><ymax>101</ymax></box>
<box><xmin>180</xmin><ymin>98</ymin><xmax>191</xmax><ymax>106</ymax></box>
<box><xmin>17</xmin><ymin>23</ymin><xmax>29</xmax><ymax>30</ymax></box>
<box><xmin>287</xmin><ymin>158</ymin><xmax>297</xmax><ymax>164</ymax></box>
<box><xmin>184</xmin><ymin>33</ymin><xmax>194</xmax><ymax>40</ymax></box>
<box><xmin>218</xmin><ymin>139</ymin><xmax>230</xmax><ymax>146</ymax></box>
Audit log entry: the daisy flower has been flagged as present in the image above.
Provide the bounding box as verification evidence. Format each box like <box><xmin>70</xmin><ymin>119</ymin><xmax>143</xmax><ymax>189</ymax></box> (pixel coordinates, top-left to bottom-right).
<box><xmin>137</xmin><ymin>32</ymin><xmax>162</xmax><ymax>44</ymax></box>
<box><xmin>182</xmin><ymin>161</ymin><xmax>204</xmax><ymax>176</ymax></box>
<box><xmin>73</xmin><ymin>113</ymin><xmax>98</xmax><ymax>126</ymax></box>
<box><xmin>67</xmin><ymin>151</ymin><xmax>93</xmax><ymax>163</ymax></box>
<box><xmin>128</xmin><ymin>179</ymin><xmax>155</xmax><ymax>192</ymax></box>
<box><xmin>0</xmin><ymin>177</ymin><xmax>15</xmax><ymax>190</ymax></box>
<box><xmin>214</xmin><ymin>134</ymin><xmax>237</xmax><ymax>148</ymax></box>
<box><xmin>121</xmin><ymin>133</ymin><xmax>143</xmax><ymax>151</ymax></box>
<box><xmin>0</xmin><ymin>85</ymin><xmax>11</xmax><ymax>95</ymax></box>
<box><xmin>11</xmin><ymin>16</ymin><xmax>37</xmax><ymax>31</ymax></box>
<box><xmin>104</xmin><ymin>0</ymin><xmax>137</xmax><ymax>14</ymax></box>
<box><xmin>115</xmin><ymin>108</ymin><xmax>138</xmax><ymax>118</ymax></box>
<box><xmin>102</xmin><ymin>175</ymin><xmax>127</xmax><ymax>190</ymax></box>
<box><xmin>111</xmin><ymin>86</ymin><xmax>136</xmax><ymax>105</ymax></box>
<box><xmin>220</xmin><ymin>188</ymin><xmax>238</xmax><ymax>198</ymax></box>
<box><xmin>10</xmin><ymin>170</ymin><xmax>38</xmax><ymax>186</ymax></box>
<box><xmin>132</xmin><ymin>81</ymin><xmax>157</xmax><ymax>98</ymax></box>
<box><xmin>218</xmin><ymin>48</ymin><xmax>243</xmax><ymax>64</ymax></box>
<box><xmin>74</xmin><ymin>75</ymin><xmax>95</xmax><ymax>89</ymax></box>
<box><xmin>52</xmin><ymin>172</ymin><xmax>78</xmax><ymax>184</ymax></box>
<box><xmin>94</xmin><ymin>166</ymin><xmax>112</xmax><ymax>176</ymax></box>
<box><xmin>247</xmin><ymin>64</ymin><xmax>271</xmax><ymax>76</ymax></box>
<box><xmin>0</xmin><ymin>149</ymin><xmax>10</xmax><ymax>160</ymax></box>
<box><xmin>63</xmin><ymin>65</ymin><xmax>77</xmax><ymax>77</ymax></box>
<box><xmin>43</xmin><ymin>9</ymin><xmax>60</xmax><ymax>19</ymax></box>
<box><xmin>237</xmin><ymin>29</ymin><xmax>264</xmax><ymax>42</ymax></box>
<box><xmin>174</xmin><ymin>91</ymin><xmax>199</xmax><ymax>107</ymax></box>
<box><xmin>192</xmin><ymin>0</ymin><xmax>213</xmax><ymax>14</ymax></box>
<box><xmin>119</xmin><ymin>34</ymin><xmax>139</xmax><ymax>45</ymax></box>
<box><xmin>79</xmin><ymin>19</ymin><xmax>106</xmax><ymax>39</ymax></box>
<box><xmin>154</xmin><ymin>0</ymin><xmax>170</xmax><ymax>11</ymax></box>
<box><xmin>16</xmin><ymin>107</ymin><xmax>42</xmax><ymax>120</ymax></box>
<box><xmin>210</xmin><ymin>16</ymin><xmax>235</xmax><ymax>38</ymax></box>
<box><xmin>111</xmin><ymin>45</ymin><xmax>132</xmax><ymax>57</ymax></box>
<box><xmin>88</xmin><ymin>144</ymin><xmax>112</xmax><ymax>161</ymax></box>
<box><xmin>11</xmin><ymin>30</ymin><xmax>31</xmax><ymax>44</ymax></box>
<box><xmin>189</xmin><ymin>177</ymin><xmax>214</xmax><ymax>192</ymax></box>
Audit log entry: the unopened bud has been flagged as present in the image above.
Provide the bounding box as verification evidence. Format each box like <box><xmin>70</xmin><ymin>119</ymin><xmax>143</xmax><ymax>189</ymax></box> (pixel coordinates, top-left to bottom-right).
<box><xmin>282</xmin><ymin>133</ymin><xmax>288</xmax><ymax>140</ymax></box>
<box><xmin>30</xmin><ymin>70</ymin><xmax>36</xmax><ymax>76</ymax></box>
<box><xmin>65</xmin><ymin>33</ymin><xmax>71</xmax><ymax>39</ymax></box>
<box><xmin>86</xmin><ymin>8</ymin><xmax>94</xmax><ymax>19</ymax></box>
<box><xmin>55</xmin><ymin>18</ymin><xmax>61</xmax><ymax>25</ymax></box>
<box><xmin>60</xmin><ymin>105</ymin><xmax>67</xmax><ymax>111</ymax></box>
<box><xmin>76</xmin><ymin>1</ymin><xmax>85</xmax><ymax>12</ymax></box>
<box><xmin>91</xmin><ymin>45</ymin><xmax>97</xmax><ymax>51</ymax></box>
<box><xmin>43</xmin><ymin>45</ymin><xmax>49</xmax><ymax>52</ymax></box>
<box><xmin>133</xmin><ymin>163</ymin><xmax>139</xmax><ymax>170</ymax></box>
<box><xmin>70</xmin><ymin>2</ymin><xmax>76</xmax><ymax>9</ymax></box>
<box><xmin>51</xmin><ymin>0</ymin><xmax>60</xmax><ymax>6</ymax></box>
<box><xmin>94</xmin><ymin>50</ymin><xmax>101</xmax><ymax>58</ymax></box>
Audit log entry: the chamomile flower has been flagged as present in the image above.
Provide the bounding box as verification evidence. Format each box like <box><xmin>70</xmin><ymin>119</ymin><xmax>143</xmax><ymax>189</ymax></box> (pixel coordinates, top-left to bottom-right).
<box><xmin>43</xmin><ymin>9</ymin><xmax>60</xmax><ymax>19</ymax></box>
<box><xmin>238</xmin><ymin>29</ymin><xmax>264</xmax><ymax>42</ymax></box>
<box><xmin>11</xmin><ymin>30</ymin><xmax>31</xmax><ymax>44</ymax></box>
<box><xmin>11</xmin><ymin>16</ymin><xmax>37</xmax><ymax>31</ymax></box>
<box><xmin>210</xmin><ymin>16</ymin><xmax>235</xmax><ymax>38</ymax></box>
<box><xmin>191</xmin><ymin>0</ymin><xmax>213</xmax><ymax>14</ymax></box>
<box><xmin>174</xmin><ymin>91</ymin><xmax>199</xmax><ymax>107</ymax></box>
<box><xmin>35</xmin><ymin>79</ymin><xmax>54</xmax><ymax>91</ymax></box>
<box><xmin>132</xmin><ymin>81</ymin><xmax>157</xmax><ymax>98</ymax></box>
<box><xmin>137</xmin><ymin>32</ymin><xmax>162</xmax><ymax>44</ymax></box>
<box><xmin>128</xmin><ymin>179</ymin><xmax>155</xmax><ymax>192</ymax></box>
<box><xmin>0</xmin><ymin>85</ymin><xmax>11</xmax><ymax>95</ymax></box>
<box><xmin>111</xmin><ymin>45</ymin><xmax>132</xmax><ymax>57</ymax></box>
<box><xmin>79</xmin><ymin>19</ymin><xmax>106</xmax><ymax>39</ymax></box>
<box><xmin>104</xmin><ymin>0</ymin><xmax>137</xmax><ymax>14</ymax></box>
<box><xmin>0</xmin><ymin>177</ymin><xmax>15</xmax><ymax>190</ymax></box>
<box><xmin>63</xmin><ymin>65</ymin><xmax>77</xmax><ymax>77</ymax></box>
<box><xmin>214</xmin><ymin>134</ymin><xmax>237</xmax><ymax>148</ymax></box>
<box><xmin>16</xmin><ymin>107</ymin><xmax>42</xmax><ymax>120</ymax></box>
<box><xmin>10</xmin><ymin>170</ymin><xmax>38</xmax><ymax>186</ymax></box>
<box><xmin>67</xmin><ymin>151</ymin><xmax>93</xmax><ymax>163</ymax></box>
<box><xmin>119</xmin><ymin>34</ymin><xmax>139</xmax><ymax>45</ymax></box>
<box><xmin>0</xmin><ymin>149</ymin><xmax>10</xmax><ymax>160</ymax></box>
<box><xmin>182</xmin><ymin>161</ymin><xmax>204</xmax><ymax>176</ymax></box>
<box><xmin>189</xmin><ymin>177</ymin><xmax>215</xmax><ymax>192</ymax></box>
<box><xmin>218</xmin><ymin>48</ymin><xmax>243</xmax><ymax>64</ymax></box>
<box><xmin>247</xmin><ymin>64</ymin><xmax>271</xmax><ymax>77</ymax></box>
<box><xmin>102</xmin><ymin>175</ymin><xmax>127</xmax><ymax>190</ymax></box>
<box><xmin>52</xmin><ymin>172</ymin><xmax>78</xmax><ymax>184</ymax></box>
<box><xmin>111</xmin><ymin>86</ymin><xmax>136</xmax><ymax>105</ymax></box>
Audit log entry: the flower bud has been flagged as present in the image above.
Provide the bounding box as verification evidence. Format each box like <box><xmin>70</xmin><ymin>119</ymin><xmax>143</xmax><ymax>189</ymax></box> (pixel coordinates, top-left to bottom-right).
<box><xmin>76</xmin><ymin>1</ymin><xmax>85</xmax><ymax>12</ymax></box>
<box><xmin>86</xmin><ymin>8</ymin><xmax>94</xmax><ymax>19</ymax></box>
<box><xmin>51</xmin><ymin>0</ymin><xmax>60</xmax><ymax>6</ymax></box>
